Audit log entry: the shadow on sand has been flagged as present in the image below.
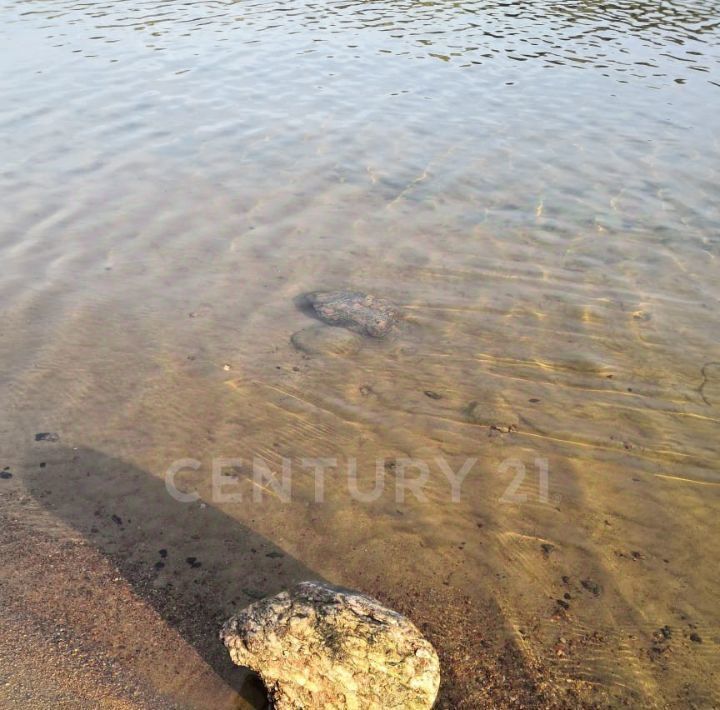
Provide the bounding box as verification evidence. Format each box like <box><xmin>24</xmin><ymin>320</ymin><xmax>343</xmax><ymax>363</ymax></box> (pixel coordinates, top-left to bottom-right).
<box><xmin>24</xmin><ymin>445</ymin><xmax>325</xmax><ymax>708</ymax></box>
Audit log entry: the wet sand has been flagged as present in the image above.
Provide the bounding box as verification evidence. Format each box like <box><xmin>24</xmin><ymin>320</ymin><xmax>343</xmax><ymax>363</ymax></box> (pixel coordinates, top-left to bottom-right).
<box><xmin>0</xmin><ymin>447</ymin><xmax>633</xmax><ymax>708</ymax></box>
<box><xmin>1</xmin><ymin>292</ymin><xmax>719</xmax><ymax>707</ymax></box>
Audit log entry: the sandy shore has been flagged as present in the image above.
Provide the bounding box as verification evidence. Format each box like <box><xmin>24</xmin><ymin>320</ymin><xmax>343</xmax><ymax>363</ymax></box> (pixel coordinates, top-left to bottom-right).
<box><xmin>0</xmin><ymin>443</ymin><xmax>686</xmax><ymax>709</ymax></box>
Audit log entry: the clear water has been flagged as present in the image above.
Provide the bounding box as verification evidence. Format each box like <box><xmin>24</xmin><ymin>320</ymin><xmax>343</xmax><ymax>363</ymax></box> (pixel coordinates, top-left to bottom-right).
<box><xmin>1</xmin><ymin>0</ymin><xmax>719</xmax><ymax>707</ymax></box>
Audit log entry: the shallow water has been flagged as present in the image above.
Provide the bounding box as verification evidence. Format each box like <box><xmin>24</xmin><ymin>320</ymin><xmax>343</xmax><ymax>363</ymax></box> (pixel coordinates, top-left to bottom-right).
<box><xmin>1</xmin><ymin>0</ymin><xmax>719</xmax><ymax>707</ymax></box>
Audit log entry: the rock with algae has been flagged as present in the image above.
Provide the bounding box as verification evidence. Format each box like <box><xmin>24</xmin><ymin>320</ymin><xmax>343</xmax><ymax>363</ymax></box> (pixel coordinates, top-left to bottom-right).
<box><xmin>220</xmin><ymin>581</ymin><xmax>440</xmax><ymax>710</ymax></box>
<box><xmin>304</xmin><ymin>291</ymin><xmax>401</xmax><ymax>338</ymax></box>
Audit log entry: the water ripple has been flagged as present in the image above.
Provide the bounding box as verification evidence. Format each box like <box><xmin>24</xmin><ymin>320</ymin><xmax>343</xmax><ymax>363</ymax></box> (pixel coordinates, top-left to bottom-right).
<box><xmin>4</xmin><ymin>0</ymin><xmax>720</xmax><ymax>82</ymax></box>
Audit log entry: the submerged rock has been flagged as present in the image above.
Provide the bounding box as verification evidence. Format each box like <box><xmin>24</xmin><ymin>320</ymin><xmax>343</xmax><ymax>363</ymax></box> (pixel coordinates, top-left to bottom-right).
<box><xmin>290</xmin><ymin>324</ymin><xmax>363</xmax><ymax>356</ymax></box>
<box><xmin>304</xmin><ymin>290</ymin><xmax>401</xmax><ymax>338</ymax></box>
<box><xmin>220</xmin><ymin>580</ymin><xmax>440</xmax><ymax>710</ymax></box>
<box><xmin>464</xmin><ymin>400</ymin><xmax>519</xmax><ymax>433</ymax></box>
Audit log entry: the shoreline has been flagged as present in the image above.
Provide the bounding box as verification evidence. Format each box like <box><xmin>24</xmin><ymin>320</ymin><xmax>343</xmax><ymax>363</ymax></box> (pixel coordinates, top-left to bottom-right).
<box><xmin>0</xmin><ymin>444</ymin><xmax>667</xmax><ymax>708</ymax></box>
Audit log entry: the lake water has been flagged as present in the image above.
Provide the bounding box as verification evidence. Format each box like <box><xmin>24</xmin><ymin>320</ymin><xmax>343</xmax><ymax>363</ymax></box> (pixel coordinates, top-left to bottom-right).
<box><xmin>1</xmin><ymin>0</ymin><xmax>719</xmax><ymax>707</ymax></box>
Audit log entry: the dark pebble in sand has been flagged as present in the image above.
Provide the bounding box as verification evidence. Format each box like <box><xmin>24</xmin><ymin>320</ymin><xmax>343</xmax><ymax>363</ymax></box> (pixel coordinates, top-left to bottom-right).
<box><xmin>111</xmin><ymin>514</ymin><xmax>123</xmax><ymax>526</ymax></box>
<box><xmin>581</xmin><ymin>579</ymin><xmax>602</xmax><ymax>596</ymax></box>
<box><xmin>659</xmin><ymin>625</ymin><xmax>672</xmax><ymax>639</ymax></box>
<box><xmin>529</xmin><ymin>398</ymin><xmax>540</xmax><ymax>403</ymax></box>
<box><xmin>186</xmin><ymin>556</ymin><xmax>202</xmax><ymax>568</ymax></box>
<box><xmin>541</xmin><ymin>543</ymin><xmax>555</xmax><ymax>557</ymax></box>
<box><xmin>266</xmin><ymin>551</ymin><xmax>284</xmax><ymax>559</ymax></box>
<box><xmin>243</xmin><ymin>588</ymin><xmax>266</xmax><ymax>600</ymax></box>
<box><xmin>424</xmin><ymin>390</ymin><xmax>442</xmax><ymax>400</ymax></box>
<box><xmin>39</xmin><ymin>462</ymin><xmax>46</xmax><ymax>468</ymax></box>
<box><xmin>35</xmin><ymin>432</ymin><xmax>60</xmax><ymax>442</ymax></box>
<box><xmin>159</xmin><ymin>549</ymin><xmax>168</xmax><ymax>558</ymax></box>
<box><xmin>556</xmin><ymin>599</ymin><xmax>570</xmax><ymax>610</ymax></box>
<box><xmin>0</xmin><ymin>471</ymin><xmax>12</xmax><ymax>480</ymax></box>
<box><xmin>690</xmin><ymin>633</ymin><xmax>702</xmax><ymax>643</ymax></box>
<box><xmin>561</xmin><ymin>575</ymin><xmax>570</xmax><ymax>584</ymax></box>
<box><xmin>154</xmin><ymin>561</ymin><xmax>165</xmax><ymax>571</ymax></box>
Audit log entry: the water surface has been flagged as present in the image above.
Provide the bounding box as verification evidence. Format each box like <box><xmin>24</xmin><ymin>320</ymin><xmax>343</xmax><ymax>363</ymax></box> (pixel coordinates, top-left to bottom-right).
<box><xmin>1</xmin><ymin>0</ymin><xmax>719</xmax><ymax>707</ymax></box>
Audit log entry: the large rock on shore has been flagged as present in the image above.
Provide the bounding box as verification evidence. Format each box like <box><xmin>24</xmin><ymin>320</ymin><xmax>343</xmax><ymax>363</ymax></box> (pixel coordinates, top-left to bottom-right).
<box><xmin>220</xmin><ymin>581</ymin><xmax>440</xmax><ymax>709</ymax></box>
<box><xmin>304</xmin><ymin>291</ymin><xmax>401</xmax><ymax>338</ymax></box>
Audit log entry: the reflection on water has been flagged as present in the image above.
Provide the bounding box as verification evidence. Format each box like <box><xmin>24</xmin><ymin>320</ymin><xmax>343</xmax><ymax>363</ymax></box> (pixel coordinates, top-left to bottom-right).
<box><xmin>1</xmin><ymin>0</ymin><xmax>719</xmax><ymax>707</ymax></box>
<box><xmin>5</xmin><ymin>0</ymin><xmax>720</xmax><ymax>81</ymax></box>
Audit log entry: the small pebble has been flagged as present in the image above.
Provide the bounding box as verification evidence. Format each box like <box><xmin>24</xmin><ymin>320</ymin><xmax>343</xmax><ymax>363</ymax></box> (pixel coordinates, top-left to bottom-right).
<box><xmin>243</xmin><ymin>588</ymin><xmax>266</xmax><ymax>600</ymax></box>
<box><xmin>581</xmin><ymin>579</ymin><xmax>602</xmax><ymax>596</ymax></box>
